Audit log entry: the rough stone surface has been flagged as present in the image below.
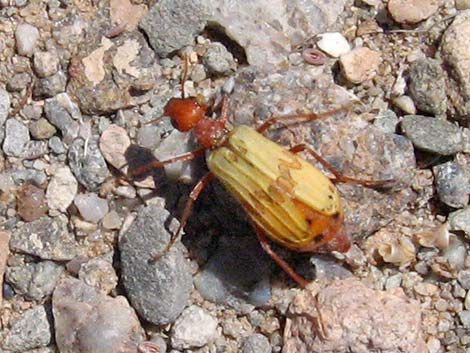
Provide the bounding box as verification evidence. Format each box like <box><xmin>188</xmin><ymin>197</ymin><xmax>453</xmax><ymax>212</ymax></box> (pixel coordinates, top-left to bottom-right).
<box><xmin>33</xmin><ymin>71</ymin><xmax>68</xmax><ymax>99</ymax></box>
<box><xmin>16</xmin><ymin>183</ymin><xmax>48</xmax><ymax>221</ymax></box>
<box><xmin>0</xmin><ymin>88</ymin><xmax>10</xmax><ymax>142</ymax></box>
<box><xmin>140</xmin><ymin>0</ymin><xmax>210</xmax><ymax>57</ymax></box>
<box><xmin>29</xmin><ymin>118</ymin><xmax>57</xmax><ymax>139</ymax></box>
<box><xmin>99</xmin><ymin>124</ymin><xmax>131</xmax><ymax>171</ymax></box>
<box><xmin>171</xmin><ymin>305</ymin><xmax>219</xmax><ymax>349</ymax></box>
<box><xmin>119</xmin><ymin>202</ymin><xmax>193</xmax><ymax>325</ymax></box>
<box><xmin>53</xmin><ymin>277</ymin><xmax>144</xmax><ymax>353</ymax></box>
<box><xmin>242</xmin><ymin>334</ymin><xmax>271</xmax><ymax>353</ymax></box>
<box><xmin>2</xmin><ymin>305</ymin><xmax>52</xmax><ymax>351</ymax></box>
<box><xmin>15</xmin><ymin>23</ymin><xmax>40</xmax><ymax>56</ymax></box>
<box><xmin>9</xmin><ymin>215</ymin><xmax>80</xmax><ymax>261</ymax></box>
<box><xmin>0</xmin><ymin>231</ymin><xmax>10</xmax><ymax>306</ymax></box>
<box><xmin>74</xmin><ymin>193</ymin><xmax>109</xmax><ymax>223</ymax></box>
<box><xmin>388</xmin><ymin>0</ymin><xmax>439</xmax><ymax>24</ymax></box>
<box><xmin>44</xmin><ymin>93</ymin><xmax>81</xmax><ymax>144</ymax></box>
<box><xmin>3</xmin><ymin>118</ymin><xmax>30</xmax><ymax>157</ymax></box>
<box><xmin>408</xmin><ymin>58</ymin><xmax>447</xmax><ymax>115</ymax></box>
<box><xmin>449</xmin><ymin>206</ymin><xmax>470</xmax><ymax>235</ymax></box>
<box><xmin>433</xmin><ymin>160</ymin><xmax>470</xmax><ymax>208</ymax></box>
<box><xmin>339</xmin><ymin>47</ymin><xmax>381</xmax><ymax>84</ymax></box>
<box><xmin>401</xmin><ymin>115</ymin><xmax>463</xmax><ymax>155</ymax></box>
<box><xmin>78</xmin><ymin>256</ymin><xmax>118</xmax><ymax>294</ymax></box>
<box><xmin>283</xmin><ymin>278</ymin><xmax>427</xmax><ymax>353</ymax></box>
<box><xmin>203</xmin><ymin>42</ymin><xmax>236</xmax><ymax>75</ymax></box>
<box><xmin>46</xmin><ymin>166</ymin><xmax>78</xmax><ymax>212</ymax></box>
<box><xmin>33</xmin><ymin>50</ymin><xmax>60</xmax><ymax>78</ymax></box>
<box><xmin>5</xmin><ymin>261</ymin><xmax>64</xmax><ymax>300</ymax></box>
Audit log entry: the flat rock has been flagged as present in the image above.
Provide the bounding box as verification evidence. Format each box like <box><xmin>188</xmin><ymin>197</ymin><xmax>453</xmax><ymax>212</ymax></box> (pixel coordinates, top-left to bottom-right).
<box><xmin>119</xmin><ymin>203</ymin><xmax>193</xmax><ymax>325</ymax></box>
<box><xmin>339</xmin><ymin>47</ymin><xmax>381</xmax><ymax>84</ymax></box>
<box><xmin>440</xmin><ymin>10</ymin><xmax>470</xmax><ymax>121</ymax></box>
<box><xmin>401</xmin><ymin>115</ymin><xmax>463</xmax><ymax>155</ymax></box>
<box><xmin>74</xmin><ymin>193</ymin><xmax>109</xmax><ymax>223</ymax></box>
<box><xmin>10</xmin><ymin>215</ymin><xmax>80</xmax><ymax>261</ymax></box>
<box><xmin>46</xmin><ymin>166</ymin><xmax>78</xmax><ymax>212</ymax></box>
<box><xmin>2</xmin><ymin>305</ymin><xmax>52</xmax><ymax>351</ymax></box>
<box><xmin>53</xmin><ymin>277</ymin><xmax>144</xmax><ymax>353</ymax></box>
<box><xmin>388</xmin><ymin>0</ymin><xmax>439</xmax><ymax>24</ymax></box>
<box><xmin>5</xmin><ymin>261</ymin><xmax>64</xmax><ymax>301</ymax></box>
<box><xmin>16</xmin><ymin>183</ymin><xmax>48</xmax><ymax>222</ymax></box>
<box><xmin>283</xmin><ymin>278</ymin><xmax>427</xmax><ymax>353</ymax></box>
<box><xmin>3</xmin><ymin>118</ymin><xmax>30</xmax><ymax>157</ymax></box>
<box><xmin>171</xmin><ymin>305</ymin><xmax>219</xmax><ymax>349</ymax></box>
<box><xmin>99</xmin><ymin>124</ymin><xmax>131</xmax><ymax>171</ymax></box>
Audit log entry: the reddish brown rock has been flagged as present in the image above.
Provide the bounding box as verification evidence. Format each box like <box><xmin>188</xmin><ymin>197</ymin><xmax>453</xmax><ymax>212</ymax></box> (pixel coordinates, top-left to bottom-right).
<box><xmin>16</xmin><ymin>183</ymin><xmax>48</xmax><ymax>221</ymax></box>
<box><xmin>283</xmin><ymin>278</ymin><xmax>427</xmax><ymax>353</ymax></box>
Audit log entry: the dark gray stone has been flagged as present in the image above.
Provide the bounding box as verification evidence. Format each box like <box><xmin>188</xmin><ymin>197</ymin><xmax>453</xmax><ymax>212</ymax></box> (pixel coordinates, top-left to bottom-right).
<box><xmin>44</xmin><ymin>93</ymin><xmax>81</xmax><ymax>144</ymax></box>
<box><xmin>2</xmin><ymin>305</ymin><xmax>52</xmax><ymax>351</ymax></box>
<box><xmin>139</xmin><ymin>0</ymin><xmax>209</xmax><ymax>57</ymax></box>
<box><xmin>5</xmin><ymin>261</ymin><xmax>64</xmax><ymax>300</ymax></box>
<box><xmin>408</xmin><ymin>58</ymin><xmax>447</xmax><ymax>115</ymax></box>
<box><xmin>433</xmin><ymin>161</ymin><xmax>470</xmax><ymax>208</ymax></box>
<box><xmin>119</xmin><ymin>202</ymin><xmax>192</xmax><ymax>325</ymax></box>
<box><xmin>33</xmin><ymin>70</ymin><xmax>67</xmax><ymax>98</ymax></box>
<box><xmin>10</xmin><ymin>215</ymin><xmax>80</xmax><ymax>261</ymax></box>
<box><xmin>68</xmin><ymin>137</ymin><xmax>109</xmax><ymax>191</ymax></box>
<box><xmin>401</xmin><ymin>115</ymin><xmax>463</xmax><ymax>155</ymax></box>
<box><xmin>241</xmin><ymin>333</ymin><xmax>271</xmax><ymax>353</ymax></box>
<box><xmin>194</xmin><ymin>235</ymin><xmax>272</xmax><ymax>311</ymax></box>
<box><xmin>48</xmin><ymin>136</ymin><xmax>66</xmax><ymax>154</ymax></box>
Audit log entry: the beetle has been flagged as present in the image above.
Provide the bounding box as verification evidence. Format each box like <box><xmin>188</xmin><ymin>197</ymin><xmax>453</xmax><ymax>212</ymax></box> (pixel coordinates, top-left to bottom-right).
<box><xmin>128</xmin><ymin>64</ymin><xmax>390</xmax><ymax>287</ymax></box>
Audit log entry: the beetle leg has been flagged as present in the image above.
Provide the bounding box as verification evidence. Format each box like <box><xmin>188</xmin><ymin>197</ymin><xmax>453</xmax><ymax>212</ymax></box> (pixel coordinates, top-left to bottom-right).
<box><xmin>256</xmin><ymin>105</ymin><xmax>352</xmax><ymax>134</ymax></box>
<box><xmin>289</xmin><ymin>144</ymin><xmax>394</xmax><ymax>188</ymax></box>
<box><xmin>151</xmin><ymin>172</ymin><xmax>213</xmax><ymax>262</ymax></box>
<box><xmin>255</xmin><ymin>226</ymin><xmax>309</xmax><ymax>288</ymax></box>
<box><xmin>127</xmin><ymin>147</ymin><xmax>206</xmax><ymax>179</ymax></box>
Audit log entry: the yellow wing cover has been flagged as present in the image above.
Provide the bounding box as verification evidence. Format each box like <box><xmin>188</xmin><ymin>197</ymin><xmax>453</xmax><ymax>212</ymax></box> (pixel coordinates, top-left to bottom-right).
<box><xmin>206</xmin><ymin>125</ymin><xmax>342</xmax><ymax>249</ymax></box>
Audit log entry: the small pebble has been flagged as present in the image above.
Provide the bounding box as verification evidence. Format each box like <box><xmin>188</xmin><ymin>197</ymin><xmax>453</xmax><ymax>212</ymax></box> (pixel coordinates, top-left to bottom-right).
<box><xmin>339</xmin><ymin>47</ymin><xmax>381</xmax><ymax>84</ymax></box>
<box><xmin>15</xmin><ymin>23</ymin><xmax>40</xmax><ymax>56</ymax></box>
<box><xmin>73</xmin><ymin>193</ymin><xmax>109</xmax><ymax>223</ymax></box>
<box><xmin>137</xmin><ymin>125</ymin><xmax>161</xmax><ymax>149</ymax></box>
<box><xmin>78</xmin><ymin>257</ymin><xmax>118</xmax><ymax>294</ymax></box>
<box><xmin>16</xmin><ymin>183</ymin><xmax>48</xmax><ymax>221</ymax></box>
<box><xmin>317</xmin><ymin>32</ymin><xmax>350</xmax><ymax>58</ymax></box>
<box><xmin>203</xmin><ymin>42</ymin><xmax>235</xmax><ymax>75</ymax></box>
<box><xmin>7</xmin><ymin>72</ymin><xmax>32</xmax><ymax>92</ymax></box>
<box><xmin>102</xmin><ymin>210</ymin><xmax>122</xmax><ymax>230</ymax></box>
<box><xmin>388</xmin><ymin>0</ymin><xmax>439</xmax><ymax>24</ymax></box>
<box><xmin>458</xmin><ymin>270</ymin><xmax>470</xmax><ymax>290</ymax></box>
<box><xmin>448</xmin><ymin>207</ymin><xmax>470</xmax><ymax>235</ymax></box>
<box><xmin>458</xmin><ymin>311</ymin><xmax>470</xmax><ymax>327</ymax></box>
<box><xmin>99</xmin><ymin>124</ymin><xmax>131</xmax><ymax>170</ymax></box>
<box><xmin>33</xmin><ymin>51</ymin><xmax>60</xmax><ymax>78</ymax></box>
<box><xmin>392</xmin><ymin>95</ymin><xmax>417</xmax><ymax>114</ymax></box>
<box><xmin>433</xmin><ymin>161</ymin><xmax>469</xmax><ymax>208</ymax></box>
<box><xmin>455</xmin><ymin>0</ymin><xmax>470</xmax><ymax>10</ymax></box>
<box><xmin>48</xmin><ymin>136</ymin><xmax>66</xmax><ymax>154</ymax></box>
<box><xmin>171</xmin><ymin>305</ymin><xmax>218</xmax><ymax>350</ymax></box>
<box><xmin>3</xmin><ymin>118</ymin><xmax>30</xmax><ymax>157</ymax></box>
<box><xmin>0</xmin><ymin>88</ymin><xmax>10</xmax><ymax>125</ymax></box>
<box><xmin>190</xmin><ymin>63</ymin><xmax>206</xmax><ymax>82</ymax></box>
<box><xmin>241</xmin><ymin>334</ymin><xmax>271</xmax><ymax>353</ymax></box>
<box><xmin>46</xmin><ymin>166</ymin><xmax>78</xmax><ymax>212</ymax></box>
<box><xmin>29</xmin><ymin>118</ymin><xmax>57</xmax><ymax>139</ymax></box>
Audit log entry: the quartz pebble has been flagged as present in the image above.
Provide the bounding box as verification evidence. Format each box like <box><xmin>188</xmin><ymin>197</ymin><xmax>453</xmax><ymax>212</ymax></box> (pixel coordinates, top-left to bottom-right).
<box><xmin>317</xmin><ymin>32</ymin><xmax>350</xmax><ymax>57</ymax></box>
<box><xmin>339</xmin><ymin>47</ymin><xmax>381</xmax><ymax>84</ymax></box>
<box><xmin>171</xmin><ymin>305</ymin><xmax>218</xmax><ymax>349</ymax></box>
<box><xmin>388</xmin><ymin>0</ymin><xmax>439</xmax><ymax>24</ymax></box>
<box><xmin>46</xmin><ymin>166</ymin><xmax>78</xmax><ymax>212</ymax></box>
<box><xmin>74</xmin><ymin>193</ymin><xmax>109</xmax><ymax>223</ymax></box>
<box><xmin>15</xmin><ymin>23</ymin><xmax>40</xmax><ymax>56</ymax></box>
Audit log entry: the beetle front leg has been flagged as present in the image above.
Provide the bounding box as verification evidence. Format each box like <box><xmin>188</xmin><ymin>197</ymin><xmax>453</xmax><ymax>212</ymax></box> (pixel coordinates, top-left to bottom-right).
<box><xmin>255</xmin><ymin>226</ymin><xmax>309</xmax><ymax>288</ymax></box>
<box><xmin>289</xmin><ymin>144</ymin><xmax>394</xmax><ymax>188</ymax></box>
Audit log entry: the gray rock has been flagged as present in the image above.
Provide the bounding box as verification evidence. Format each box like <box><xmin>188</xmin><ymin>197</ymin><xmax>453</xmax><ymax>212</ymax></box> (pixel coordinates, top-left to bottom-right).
<box><xmin>29</xmin><ymin>118</ymin><xmax>57</xmax><ymax>139</ymax></box>
<box><xmin>433</xmin><ymin>161</ymin><xmax>470</xmax><ymax>208</ymax></box>
<box><xmin>5</xmin><ymin>261</ymin><xmax>64</xmax><ymax>300</ymax></box>
<box><xmin>136</xmin><ymin>125</ymin><xmax>161</xmax><ymax>149</ymax></box>
<box><xmin>449</xmin><ymin>207</ymin><xmax>470</xmax><ymax>236</ymax></box>
<box><xmin>33</xmin><ymin>71</ymin><xmax>67</xmax><ymax>98</ymax></box>
<box><xmin>9</xmin><ymin>168</ymin><xmax>47</xmax><ymax>186</ymax></box>
<box><xmin>10</xmin><ymin>215</ymin><xmax>80</xmax><ymax>261</ymax></box>
<box><xmin>401</xmin><ymin>115</ymin><xmax>463</xmax><ymax>155</ymax></box>
<box><xmin>119</xmin><ymin>203</ymin><xmax>192</xmax><ymax>325</ymax></box>
<box><xmin>408</xmin><ymin>58</ymin><xmax>447</xmax><ymax>115</ymax></box>
<box><xmin>33</xmin><ymin>51</ymin><xmax>60</xmax><ymax>78</ymax></box>
<box><xmin>194</xmin><ymin>235</ymin><xmax>272</xmax><ymax>311</ymax></box>
<box><xmin>74</xmin><ymin>193</ymin><xmax>109</xmax><ymax>223</ymax></box>
<box><xmin>459</xmin><ymin>310</ymin><xmax>470</xmax><ymax>328</ymax></box>
<box><xmin>6</xmin><ymin>72</ymin><xmax>32</xmax><ymax>92</ymax></box>
<box><xmin>203</xmin><ymin>42</ymin><xmax>236</xmax><ymax>75</ymax></box>
<box><xmin>49</xmin><ymin>136</ymin><xmax>66</xmax><ymax>154</ymax></box>
<box><xmin>68</xmin><ymin>138</ymin><xmax>109</xmax><ymax>190</ymax></box>
<box><xmin>139</xmin><ymin>0</ymin><xmax>210</xmax><ymax>57</ymax></box>
<box><xmin>373</xmin><ymin>110</ymin><xmax>399</xmax><ymax>133</ymax></box>
<box><xmin>241</xmin><ymin>334</ymin><xmax>271</xmax><ymax>353</ymax></box>
<box><xmin>44</xmin><ymin>93</ymin><xmax>81</xmax><ymax>144</ymax></box>
<box><xmin>78</xmin><ymin>256</ymin><xmax>118</xmax><ymax>294</ymax></box>
<box><xmin>171</xmin><ymin>305</ymin><xmax>218</xmax><ymax>349</ymax></box>
<box><xmin>15</xmin><ymin>23</ymin><xmax>40</xmax><ymax>56</ymax></box>
<box><xmin>0</xmin><ymin>88</ymin><xmax>10</xmax><ymax>131</ymax></box>
<box><xmin>458</xmin><ymin>270</ymin><xmax>470</xmax><ymax>290</ymax></box>
<box><xmin>21</xmin><ymin>140</ymin><xmax>50</xmax><ymax>160</ymax></box>
<box><xmin>190</xmin><ymin>63</ymin><xmax>206</xmax><ymax>82</ymax></box>
<box><xmin>53</xmin><ymin>277</ymin><xmax>144</xmax><ymax>353</ymax></box>
<box><xmin>2</xmin><ymin>305</ymin><xmax>52</xmax><ymax>351</ymax></box>
<box><xmin>2</xmin><ymin>118</ymin><xmax>30</xmax><ymax>157</ymax></box>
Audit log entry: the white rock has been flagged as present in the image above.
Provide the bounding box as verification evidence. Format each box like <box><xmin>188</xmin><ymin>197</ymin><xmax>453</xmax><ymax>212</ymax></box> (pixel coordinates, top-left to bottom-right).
<box><xmin>33</xmin><ymin>51</ymin><xmax>60</xmax><ymax>78</ymax></box>
<box><xmin>171</xmin><ymin>305</ymin><xmax>218</xmax><ymax>349</ymax></box>
<box><xmin>317</xmin><ymin>32</ymin><xmax>351</xmax><ymax>58</ymax></box>
<box><xmin>15</xmin><ymin>23</ymin><xmax>40</xmax><ymax>56</ymax></box>
<box><xmin>46</xmin><ymin>166</ymin><xmax>78</xmax><ymax>212</ymax></box>
<box><xmin>392</xmin><ymin>95</ymin><xmax>417</xmax><ymax>114</ymax></box>
<box><xmin>74</xmin><ymin>193</ymin><xmax>109</xmax><ymax>223</ymax></box>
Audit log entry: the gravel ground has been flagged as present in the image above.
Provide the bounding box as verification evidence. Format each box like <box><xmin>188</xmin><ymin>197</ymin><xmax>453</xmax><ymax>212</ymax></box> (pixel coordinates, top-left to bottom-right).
<box><xmin>1</xmin><ymin>0</ymin><xmax>470</xmax><ymax>352</ymax></box>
